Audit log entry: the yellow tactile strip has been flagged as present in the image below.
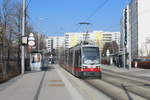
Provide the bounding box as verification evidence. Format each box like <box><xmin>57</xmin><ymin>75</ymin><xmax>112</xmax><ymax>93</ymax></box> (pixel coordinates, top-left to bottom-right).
<box><xmin>49</xmin><ymin>80</ymin><xmax>65</xmax><ymax>87</ymax></box>
<box><xmin>49</xmin><ymin>80</ymin><xmax>62</xmax><ymax>82</ymax></box>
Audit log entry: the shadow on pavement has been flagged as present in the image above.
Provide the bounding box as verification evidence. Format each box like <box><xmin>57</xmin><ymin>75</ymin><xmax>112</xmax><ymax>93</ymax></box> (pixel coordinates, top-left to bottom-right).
<box><xmin>144</xmin><ymin>84</ymin><xmax>150</xmax><ymax>87</ymax></box>
<box><xmin>121</xmin><ymin>83</ymin><xmax>150</xmax><ymax>88</ymax></box>
<box><xmin>41</xmin><ymin>65</ymin><xmax>55</xmax><ymax>71</ymax></box>
<box><xmin>121</xmin><ymin>84</ymin><xmax>133</xmax><ymax>100</ymax></box>
<box><xmin>25</xmin><ymin>64</ymin><xmax>55</xmax><ymax>74</ymax></box>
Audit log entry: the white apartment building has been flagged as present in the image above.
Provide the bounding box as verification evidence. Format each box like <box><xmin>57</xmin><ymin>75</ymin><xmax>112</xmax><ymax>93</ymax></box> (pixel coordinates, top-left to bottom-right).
<box><xmin>45</xmin><ymin>36</ymin><xmax>65</xmax><ymax>52</ymax></box>
<box><xmin>112</xmin><ymin>32</ymin><xmax>120</xmax><ymax>46</ymax></box>
<box><xmin>103</xmin><ymin>32</ymin><xmax>120</xmax><ymax>45</ymax></box>
<box><xmin>65</xmin><ymin>32</ymin><xmax>87</xmax><ymax>49</ymax></box>
<box><xmin>65</xmin><ymin>31</ymin><xmax>120</xmax><ymax>50</ymax></box>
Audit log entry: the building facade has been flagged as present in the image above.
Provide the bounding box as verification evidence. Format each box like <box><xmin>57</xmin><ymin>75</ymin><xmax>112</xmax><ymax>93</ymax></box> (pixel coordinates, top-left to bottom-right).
<box><xmin>129</xmin><ymin>0</ymin><xmax>138</xmax><ymax>58</ymax></box>
<box><xmin>65</xmin><ymin>31</ymin><xmax>120</xmax><ymax>51</ymax></box>
<box><xmin>45</xmin><ymin>36</ymin><xmax>65</xmax><ymax>52</ymax></box>
<box><xmin>130</xmin><ymin>0</ymin><xmax>150</xmax><ymax>57</ymax></box>
<box><xmin>120</xmin><ymin>5</ymin><xmax>132</xmax><ymax>68</ymax></box>
<box><xmin>120</xmin><ymin>0</ymin><xmax>150</xmax><ymax>68</ymax></box>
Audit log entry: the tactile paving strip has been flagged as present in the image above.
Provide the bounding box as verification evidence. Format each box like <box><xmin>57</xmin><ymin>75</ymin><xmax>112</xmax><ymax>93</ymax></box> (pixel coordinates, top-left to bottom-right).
<box><xmin>49</xmin><ymin>80</ymin><xmax>65</xmax><ymax>87</ymax></box>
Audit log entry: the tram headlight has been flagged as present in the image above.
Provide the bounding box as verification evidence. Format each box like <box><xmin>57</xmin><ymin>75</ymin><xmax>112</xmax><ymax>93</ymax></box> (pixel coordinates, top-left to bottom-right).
<box><xmin>83</xmin><ymin>66</ymin><xmax>87</xmax><ymax>69</ymax></box>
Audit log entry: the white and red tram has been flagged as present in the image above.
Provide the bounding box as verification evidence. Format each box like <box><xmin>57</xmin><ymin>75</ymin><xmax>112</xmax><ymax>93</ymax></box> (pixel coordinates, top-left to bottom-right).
<box><xmin>62</xmin><ymin>43</ymin><xmax>102</xmax><ymax>78</ymax></box>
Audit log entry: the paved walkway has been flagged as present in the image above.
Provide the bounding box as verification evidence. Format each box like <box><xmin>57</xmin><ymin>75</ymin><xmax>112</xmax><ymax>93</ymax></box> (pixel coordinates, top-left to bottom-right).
<box><xmin>0</xmin><ymin>71</ymin><xmax>44</xmax><ymax>100</ymax></box>
<box><xmin>0</xmin><ymin>65</ymin><xmax>76</xmax><ymax>100</ymax></box>
<box><xmin>101</xmin><ymin>64</ymin><xmax>150</xmax><ymax>78</ymax></box>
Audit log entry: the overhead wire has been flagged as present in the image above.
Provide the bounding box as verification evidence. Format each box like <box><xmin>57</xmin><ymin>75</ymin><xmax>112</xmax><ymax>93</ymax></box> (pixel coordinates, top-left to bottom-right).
<box><xmin>28</xmin><ymin>15</ymin><xmax>45</xmax><ymax>35</ymax></box>
<box><xmin>73</xmin><ymin>0</ymin><xmax>110</xmax><ymax>33</ymax></box>
<box><xmin>25</xmin><ymin>0</ymin><xmax>45</xmax><ymax>35</ymax></box>
<box><xmin>85</xmin><ymin>0</ymin><xmax>109</xmax><ymax>21</ymax></box>
<box><xmin>26</xmin><ymin>0</ymin><xmax>32</xmax><ymax>9</ymax></box>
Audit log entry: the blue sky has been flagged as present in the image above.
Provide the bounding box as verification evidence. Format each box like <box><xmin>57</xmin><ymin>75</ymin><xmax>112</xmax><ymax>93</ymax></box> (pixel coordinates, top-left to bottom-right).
<box><xmin>28</xmin><ymin>0</ymin><xmax>130</xmax><ymax>36</ymax></box>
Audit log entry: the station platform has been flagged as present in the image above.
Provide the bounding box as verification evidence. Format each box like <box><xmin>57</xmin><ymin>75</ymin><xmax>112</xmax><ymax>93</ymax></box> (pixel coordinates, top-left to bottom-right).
<box><xmin>0</xmin><ymin>65</ymin><xmax>82</xmax><ymax>100</ymax></box>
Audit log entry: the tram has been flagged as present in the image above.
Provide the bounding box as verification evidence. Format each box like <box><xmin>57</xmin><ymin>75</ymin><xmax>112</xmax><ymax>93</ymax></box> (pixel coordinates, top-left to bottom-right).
<box><xmin>30</xmin><ymin>51</ymin><xmax>43</xmax><ymax>71</ymax></box>
<box><xmin>61</xmin><ymin>42</ymin><xmax>102</xmax><ymax>78</ymax></box>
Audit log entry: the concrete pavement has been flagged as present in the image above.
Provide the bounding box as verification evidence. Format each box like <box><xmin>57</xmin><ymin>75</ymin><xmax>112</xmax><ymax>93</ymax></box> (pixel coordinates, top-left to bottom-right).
<box><xmin>38</xmin><ymin>65</ymin><xmax>83</xmax><ymax>100</ymax></box>
<box><xmin>0</xmin><ymin>65</ymin><xmax>83</xmax><ymax>100</ymax></box>
<box><xmin>0</xmin><ymin>71</ymin><xmax>45</xmax><ymax>100</ymax></box>
<box><xmin>0</xmin><ymin>64</ymin><xmax>113</xmax><ymax>100</ymax></box>
<box><xmin>101</xmin><ymin>64</ymin><xmax>150</xmax><ymax>79</ymax></box>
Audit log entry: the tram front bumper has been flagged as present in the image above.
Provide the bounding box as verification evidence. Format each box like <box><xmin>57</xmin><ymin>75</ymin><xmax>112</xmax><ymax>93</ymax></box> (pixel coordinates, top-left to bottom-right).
<box><xmin>79</xmin><ymin>71</ymin><xmax>101</xmax><ymax>77</ymax></box>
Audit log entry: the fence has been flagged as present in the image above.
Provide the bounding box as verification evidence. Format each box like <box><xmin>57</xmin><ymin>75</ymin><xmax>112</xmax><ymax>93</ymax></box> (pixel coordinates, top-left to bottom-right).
<box><xmin>0</xmin><ymin>44</ymin><xmax>21</xmax><ymax>82</ymax></box>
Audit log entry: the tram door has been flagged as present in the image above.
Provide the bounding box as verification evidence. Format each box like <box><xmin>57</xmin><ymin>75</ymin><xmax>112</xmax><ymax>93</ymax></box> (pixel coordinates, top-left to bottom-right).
<box><xmin>74</xmin><ymin>49</ymin><xmax>81</xmax><ymax>72</ymax></box>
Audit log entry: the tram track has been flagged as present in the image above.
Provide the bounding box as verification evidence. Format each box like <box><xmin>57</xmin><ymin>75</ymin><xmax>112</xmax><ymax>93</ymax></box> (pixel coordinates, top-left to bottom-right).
<box><xmin>85</xmin><ymin>79</ymin><xmax>148</xmax><ymax>100</ymax></box>
<box><xmin>84</xmin><ymin>71</ymin><xmax>150</xmax><ymax>100</ymax></box>
<box><xmin>102</xmin><ymin>72</ymin><xmax>150</xmax><ymax>89</ymax></box>
<box><xmin>103</xmin><ymin>74</ymin><xmax>150</xmax><ymax>99</ymax></box>
<box><xmin>102</xmin><ymin>69</ymin><xmax>150</xmax><ymax>82</ymax></box>
<box><xmin>59</xmin><ymin>64</ymin><xmax>150</xmax><ymax>100</ymax></box>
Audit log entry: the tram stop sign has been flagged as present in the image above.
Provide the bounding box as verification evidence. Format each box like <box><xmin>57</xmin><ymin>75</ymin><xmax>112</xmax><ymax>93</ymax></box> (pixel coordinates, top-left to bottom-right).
<box><xmin>28</xmin><ymin>33</ymin><xmax>35</xmax><ymax>47</ymax></box>
<box><xmin>28</xmin><ymin>41</ymin><xmax>35</xmax><ymax>46</ymax></box>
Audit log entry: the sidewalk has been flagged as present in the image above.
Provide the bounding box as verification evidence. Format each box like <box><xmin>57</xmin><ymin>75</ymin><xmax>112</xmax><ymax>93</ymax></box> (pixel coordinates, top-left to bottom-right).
<box><xmin>0</xmin><ymin>71</ymin><xmax>45</xmax><ymax>100</ymax></box>
<box><xmin>0</xmin><ymin>65</ymin><xmax>75</xmax><ymax>100</ymax></box>
<box><xmin>101</xmin><ymin>64</ymin><xmax>150</xmax><ymax>78</ymax></box>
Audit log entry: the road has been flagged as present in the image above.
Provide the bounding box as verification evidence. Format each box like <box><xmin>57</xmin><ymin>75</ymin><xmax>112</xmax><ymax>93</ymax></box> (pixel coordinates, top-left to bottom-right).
<box><xmin>0</xmin><ymin>64</ymin><xmax>149</xmax><ymax>100</ymax></box>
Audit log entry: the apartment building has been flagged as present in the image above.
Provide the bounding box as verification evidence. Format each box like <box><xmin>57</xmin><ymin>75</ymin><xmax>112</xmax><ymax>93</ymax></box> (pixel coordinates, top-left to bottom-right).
<box><xmin>45</xmin><ymin>36</ymin><xmax>65</xmax><ymax>52</ymax></box>
<box><xmin>64</xmin><ymin>31</ymin><xmax>120</xmax><ymax>51</ymax></box>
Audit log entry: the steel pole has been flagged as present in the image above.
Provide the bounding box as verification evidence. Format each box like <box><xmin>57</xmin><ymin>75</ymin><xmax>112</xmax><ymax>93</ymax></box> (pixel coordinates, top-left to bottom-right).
<box><xmin>128</xmin><ymin>30</ymin><xmax>132</xmax><ymax>70</ymax></box>
<box><xmin>21</xmin><ymin>0</ymin><xmax>26</xmax><ymax>74</ymax></box>
<box><xmin>123</xmin><ymin>47</ymin><xmax>126</xmax><ymax>69</ymax></box>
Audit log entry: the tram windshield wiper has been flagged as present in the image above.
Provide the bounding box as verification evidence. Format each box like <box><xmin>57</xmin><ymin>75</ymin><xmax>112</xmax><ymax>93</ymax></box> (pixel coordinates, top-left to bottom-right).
<box><xmin>90</xmin><ymin>63</ymin><xmax>95</xmax><ymax>65</ymax></box>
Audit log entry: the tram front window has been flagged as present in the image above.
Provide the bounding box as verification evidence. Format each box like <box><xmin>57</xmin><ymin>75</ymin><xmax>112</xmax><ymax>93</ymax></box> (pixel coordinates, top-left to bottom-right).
<box><xmin>32</xmin><ymin>54</ymin><xmax>41</xmax><ymax>63</ymax></box>
<box><xmin>83</xmin><ymin>47</ymin><xmax>100</xmax><ymax>65</ymax></box>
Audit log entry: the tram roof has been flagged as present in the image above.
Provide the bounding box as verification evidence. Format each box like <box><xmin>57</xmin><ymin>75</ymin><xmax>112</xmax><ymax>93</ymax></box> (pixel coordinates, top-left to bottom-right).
<box><xmin>69</xmin><ymin>44</ymin><xmax>98</xmax><ymax>50</ymax></box>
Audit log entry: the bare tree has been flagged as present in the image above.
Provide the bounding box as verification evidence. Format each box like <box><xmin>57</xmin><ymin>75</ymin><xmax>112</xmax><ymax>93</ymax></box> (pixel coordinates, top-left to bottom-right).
<box><xmin>33</xmin><ymin>32</ymin><xmax>46</xmax><ymax>51</ymax></box>
<box><xmin>102</xmin><ymin>41</ymin><xmax>119</xmax><ymax>56</ymax></box>
<box><xmin>0</xmin><ymin>0</ymin><xmax>23</xmax><ymax>76</ymax></box>
<box><xmin>145</xmin><ymin>37</ymin><xmax>150</xmax><ymax>57</ymax></box>
<box><xmin>0</xmin><ymin>0</ymin><xmax>46</xmax><ymax>79</ymax></box>
<box><xmin>0</xmin><ymin>0</ymin><xmax>14</xmax><ymax>75</ymax></box>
